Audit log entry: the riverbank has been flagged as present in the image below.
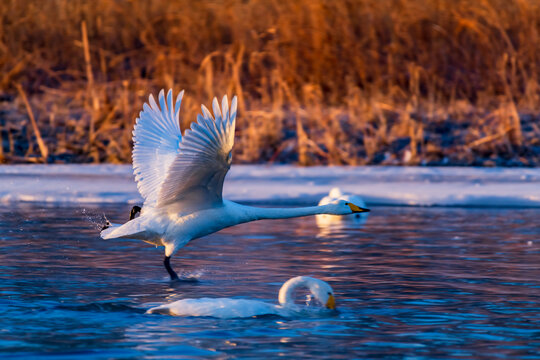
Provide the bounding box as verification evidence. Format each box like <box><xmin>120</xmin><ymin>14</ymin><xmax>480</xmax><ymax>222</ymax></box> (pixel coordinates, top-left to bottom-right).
<box><xmin>1</xmin><ymin>164</ymin><xmax>539</xmax><ymax>207</ymax></box>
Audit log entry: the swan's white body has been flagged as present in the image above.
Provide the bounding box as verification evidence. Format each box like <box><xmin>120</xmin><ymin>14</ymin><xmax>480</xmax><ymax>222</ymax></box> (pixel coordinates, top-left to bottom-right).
<box><xmin>100</xmin><ymin>89</ymin><xmax>369</xmax><ymax>277</ymax></box>
<box><xmin>103</xmin><ymin>199</ymin><xmax>353</xmax><ymax>256</ymax></box>
<box><xmin>147</xmin><ymin>276</ymin><xmax>335</xmax><ymax>318</ymax></box>
<box><xmin>316</xmin><ymin>188</ymin><xmax>369</xmax><ymax>228</ymax></box>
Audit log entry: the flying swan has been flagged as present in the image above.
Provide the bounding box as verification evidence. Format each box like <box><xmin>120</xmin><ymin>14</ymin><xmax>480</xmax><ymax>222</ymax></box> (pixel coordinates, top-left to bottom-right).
<box><xmin>101</xmin><ymin>89</ymin><xmax>370</xmax><ymax>280</ymax></box>
<box><xmin>147</xmin><ymin>276</ymin><xmax>336</xmax><ymax>318</ymax></box>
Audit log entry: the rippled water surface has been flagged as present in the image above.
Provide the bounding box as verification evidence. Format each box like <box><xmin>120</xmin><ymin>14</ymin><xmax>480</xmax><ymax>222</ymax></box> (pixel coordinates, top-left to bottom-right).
<box><xmin>1</xmin><ymin>203</ymin><xmax>539</xmax><ymax>359</ymax></box>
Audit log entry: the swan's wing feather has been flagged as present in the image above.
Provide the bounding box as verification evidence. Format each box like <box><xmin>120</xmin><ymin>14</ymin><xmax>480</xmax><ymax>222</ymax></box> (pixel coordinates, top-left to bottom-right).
<box><xmin>132</xmin><ymin>89</ymin><xmax>184</xmax><ymax>206</ymax></box>
<box><xmin>157</xmin><ymin>96</ymin><xmax>237</xmax><ymax>210</ymax></box>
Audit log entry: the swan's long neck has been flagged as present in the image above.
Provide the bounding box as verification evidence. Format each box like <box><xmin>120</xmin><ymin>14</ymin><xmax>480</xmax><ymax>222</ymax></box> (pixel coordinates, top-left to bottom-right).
<box><xmin>278</xmin><ymin>276</ymin><xmax>312</xmax><ymax>306</ymax></box>
<box><xmin>240</xmin><ymin>204</ymin><xmax>331</xmax><ymax>221</ymax></box>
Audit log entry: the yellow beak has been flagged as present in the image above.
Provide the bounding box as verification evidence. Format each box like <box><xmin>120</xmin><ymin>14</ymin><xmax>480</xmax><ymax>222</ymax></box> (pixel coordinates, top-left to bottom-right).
<box><xmin>348</xmin><ymin>203</ymin><xmax>370</xmax><ymax>213</ymax></box>
<box><xmin>326</xmin><ymin>294</ymin><xmax>336</xmax><ymax>309</ymax></box>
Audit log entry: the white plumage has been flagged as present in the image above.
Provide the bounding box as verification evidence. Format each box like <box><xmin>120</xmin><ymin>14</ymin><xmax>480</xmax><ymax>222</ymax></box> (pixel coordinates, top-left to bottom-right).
<box><xmin>132</xmin><ymin>90</ymin><xmax>184</xmax><ymax>208</ymax></box>
<box><xmin>147</xmin><ymin>276</ymin><xmax>336</xmax><ymax>318</ymax></box>
<box><xmin>101</xmin><ymin>89</ymin><xmax>370</xmax><ymax>279</ymax></box>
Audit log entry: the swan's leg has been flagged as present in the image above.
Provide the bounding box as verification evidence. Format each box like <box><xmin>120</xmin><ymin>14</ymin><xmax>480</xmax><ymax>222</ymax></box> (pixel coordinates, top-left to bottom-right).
<box><xmin>101</xmin><ymin>220</ymin><xmax>111</xmax><ymax>231</ymax></box>
<box><xmin>129</xmin><ymin>206</ymin><xmax>141</xmax><ymax>220</ymax></box>
<box><xmin>164</xmin><ymin>256</ymin><xmax>179</xmax><ymax>280</ymax></box>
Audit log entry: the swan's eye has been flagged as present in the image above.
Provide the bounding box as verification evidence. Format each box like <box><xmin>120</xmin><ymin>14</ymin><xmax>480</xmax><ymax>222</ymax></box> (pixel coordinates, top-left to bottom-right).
<box><xmin>327</xmin><ymin>292</ymin><xmax>332</xmax><ymax>295</ymax></box>
<box><xmin>344</xmin><ymin>202</ymin><xmax>349</xmax><ymax>205</ymax></box>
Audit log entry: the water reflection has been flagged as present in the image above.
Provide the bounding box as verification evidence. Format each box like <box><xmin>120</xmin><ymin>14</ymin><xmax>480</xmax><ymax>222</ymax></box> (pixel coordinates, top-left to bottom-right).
<box><xmin>315</xmin><ymin>213</ymin><xmax>368</xmax><ymax>238</ymax></box>
<box><xmin>0</xmin><ymin>204</ymin><xmax>539</xmax><ymax>359</ymax></box>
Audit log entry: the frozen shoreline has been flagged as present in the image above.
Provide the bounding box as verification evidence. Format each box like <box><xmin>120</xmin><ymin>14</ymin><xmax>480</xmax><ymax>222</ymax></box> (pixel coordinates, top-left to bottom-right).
<box><xmin>1</xmin><ymin>164</ymin><xmax>540</xmax><ymax>207</ymax></box>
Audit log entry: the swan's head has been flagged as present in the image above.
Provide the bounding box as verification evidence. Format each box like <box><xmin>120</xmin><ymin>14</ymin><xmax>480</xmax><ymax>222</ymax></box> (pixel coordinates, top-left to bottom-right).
<box><xmin>278</xmin><ymin>276</ymin><xmax>336</xmax><ymax>309</ymax></box>
<box><xmin>326</xmin><ymin>199</ymin><xmax>370</xmax><ymax>216</ymax></box>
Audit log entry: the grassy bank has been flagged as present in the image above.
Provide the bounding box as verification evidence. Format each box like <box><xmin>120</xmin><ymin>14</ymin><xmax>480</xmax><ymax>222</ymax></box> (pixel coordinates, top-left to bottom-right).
<box><xmin>1</xmin><ymin>0</ymin><xmax>539</xmax><ymax>166</ymax></box>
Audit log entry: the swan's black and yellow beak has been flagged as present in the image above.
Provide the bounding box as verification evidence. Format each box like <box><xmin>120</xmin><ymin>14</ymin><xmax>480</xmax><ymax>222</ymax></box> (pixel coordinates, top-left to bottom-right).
<box><xmin>347</xmin><ymin>203</ymin><xmax>370</xmax><ymax>213</ymax></box>
<box><xmin>326</xmin><ymin>294</ymin><xmax>336</xmax><ymax>309</ymax></box>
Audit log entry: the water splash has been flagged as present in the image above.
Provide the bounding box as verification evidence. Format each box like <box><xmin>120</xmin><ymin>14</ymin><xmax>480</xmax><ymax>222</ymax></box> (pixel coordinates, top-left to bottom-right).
<box><xmin>80</xmin><ymin>207</ymin><xmax>109</xmax><ymax>230</ymax></box>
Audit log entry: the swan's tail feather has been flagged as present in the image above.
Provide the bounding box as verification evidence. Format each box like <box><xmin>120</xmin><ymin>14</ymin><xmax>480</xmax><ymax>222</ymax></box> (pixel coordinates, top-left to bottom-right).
<box><xmin>100</xmin><ymin>223</ymin><xmax>122</xmax><ymax>239</ymax></box>
<box><xmin>100</xmin><ymin>217</ymin><xmax>162</xmax><ymax>246</ymax></box>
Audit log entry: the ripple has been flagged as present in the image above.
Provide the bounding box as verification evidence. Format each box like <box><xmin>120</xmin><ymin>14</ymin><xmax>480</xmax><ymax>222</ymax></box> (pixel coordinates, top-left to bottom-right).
<box><xmin>0</xmin><ymin>204</ymin><xmax>539</xmax><ymax>359</ymax></box>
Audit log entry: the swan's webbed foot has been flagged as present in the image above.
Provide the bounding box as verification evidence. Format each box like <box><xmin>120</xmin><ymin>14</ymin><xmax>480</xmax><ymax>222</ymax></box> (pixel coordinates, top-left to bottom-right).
<box><xmin>164</xmin><ymin>256</ymin><xmax>179</xmax><ymax>281</ymax></box>
<box><xmin>101</xmin><ymin>220</ymin><xmax>111</xmax><ymax>231</ymax></box>
<box><xmin>129</xmin><ymin>206</ymin><xmax>142</xmax><ymax>220</ymax></box>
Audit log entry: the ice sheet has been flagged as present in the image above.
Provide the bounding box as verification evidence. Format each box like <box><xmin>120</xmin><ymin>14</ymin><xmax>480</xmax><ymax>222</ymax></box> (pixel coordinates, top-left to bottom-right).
<box><xmin>1</xmin><ymin>164</ymin><xmax>539</xmax><ymax>207</ymax></box>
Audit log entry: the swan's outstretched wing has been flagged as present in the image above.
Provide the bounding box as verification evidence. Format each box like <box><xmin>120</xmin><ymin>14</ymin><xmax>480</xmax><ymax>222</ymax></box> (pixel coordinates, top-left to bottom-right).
<box><xmin>157</xmin><ymin>96</ymin><xmax>237</xmax><ymax>210</ymax></box>
<box><xmin>132</xmin><ymin>89</ymin><xmax>184</xmax><ymax>207</ymax></box>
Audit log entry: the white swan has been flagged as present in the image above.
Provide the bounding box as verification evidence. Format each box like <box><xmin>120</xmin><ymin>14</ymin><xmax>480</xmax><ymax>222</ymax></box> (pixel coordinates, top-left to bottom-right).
<box><xmin>147</xmin><ymin>276</ymin><xmax>336</xmax><ymax>318</ymax></box>
<box><xmin>100</xmin><ymin>89</ymin><xmax>370</xmax><ymax>279</ymax></box>
<box><xmin>316</xmin><ymin>188</ymin><xmax>369</xmax><ymax>228</ymax></box>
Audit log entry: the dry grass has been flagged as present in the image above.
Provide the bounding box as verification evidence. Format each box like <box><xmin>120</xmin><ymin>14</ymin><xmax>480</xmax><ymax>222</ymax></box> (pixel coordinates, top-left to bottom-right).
<box><xmin>1</xmin><ymin>0</ymin><xmax>540</xmax><ymax>166</ymax></box>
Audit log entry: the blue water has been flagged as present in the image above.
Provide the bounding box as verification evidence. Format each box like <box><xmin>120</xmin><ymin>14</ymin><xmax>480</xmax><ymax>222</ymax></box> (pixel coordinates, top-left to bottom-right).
<box><xmin>0</xmin><ymin>204</ymin><xmax>539</xmax><ymax>359</ymax></box>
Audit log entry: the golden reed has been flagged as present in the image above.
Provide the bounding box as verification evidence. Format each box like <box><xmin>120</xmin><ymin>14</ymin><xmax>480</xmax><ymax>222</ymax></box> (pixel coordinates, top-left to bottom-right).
<box><xmin>0</xmin><ymin>0</ymin><xmax>539</xmax><ymax>166</ymax></box>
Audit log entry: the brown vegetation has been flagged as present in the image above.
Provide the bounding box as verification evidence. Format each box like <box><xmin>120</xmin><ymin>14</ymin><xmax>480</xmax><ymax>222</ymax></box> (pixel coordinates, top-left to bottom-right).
<box><xmin>1</xmin><ymin>0</ymin><xmax>540</xmax><ymax>166</ymax></box>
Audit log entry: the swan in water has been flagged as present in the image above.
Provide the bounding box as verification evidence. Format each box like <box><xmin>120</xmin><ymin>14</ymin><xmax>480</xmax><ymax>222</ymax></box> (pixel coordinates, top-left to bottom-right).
<box><xmin>147</xmin><ymin>276</ymin><xmax>336</xmax><ymax>318</ymax></box>
<box><xmin>101</xmin><ymin>89</ymin><xmax>370</xmax><ymax>279</ymax></box>
<box><xmin>316</xmin><ymin>188</ymin><xmax>369</xmax><ymax>228</ymax></box>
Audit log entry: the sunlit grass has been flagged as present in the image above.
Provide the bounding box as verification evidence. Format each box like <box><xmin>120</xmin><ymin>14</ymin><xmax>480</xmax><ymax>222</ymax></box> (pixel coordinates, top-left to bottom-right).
<box><xmin>0</xmin><ymin>0</ymin><xmax>539</xmax><ymax>165</ymax></box>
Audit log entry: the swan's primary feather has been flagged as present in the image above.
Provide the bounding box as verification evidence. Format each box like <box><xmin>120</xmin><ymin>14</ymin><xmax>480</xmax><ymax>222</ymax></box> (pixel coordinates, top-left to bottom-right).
<box><xmin>132</xmin><ymin>89</ymin><xmax>237</xmax><ymax>213</ymax></box>
<box><xmin>157</xmin><ymin>96</ymin><xmax>237</xmax><ymax>210</ymax></box>
<box><xmin>132</xmin><ymin>89</ymin><xmax>184</xmax><ymax>207</ymax></box>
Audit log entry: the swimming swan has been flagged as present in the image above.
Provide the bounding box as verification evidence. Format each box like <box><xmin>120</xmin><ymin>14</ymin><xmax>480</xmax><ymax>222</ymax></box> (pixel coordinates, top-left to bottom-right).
<box><xmin>100</xmin><ymin>89</ymin><xmax>370</xmax><ymax>279</ymax></box>
<box><xmin>316</xmin><ymin>188</ymin><xmax>369</xmax><ymax>228</ymax></box>
<box><xmin>147</xmin><ymin>276</ymin><xmax>336</xmax><ymax>318</ymax></box>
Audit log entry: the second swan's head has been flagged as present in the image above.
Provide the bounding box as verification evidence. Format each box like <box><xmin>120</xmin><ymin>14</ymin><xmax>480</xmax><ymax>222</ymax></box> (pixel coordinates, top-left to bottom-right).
<box><xmin>326</xmin><ymin>199</ymin><xmax>370</xmax><ymax>216</ymax></box>
<box><xmin>278</xmin><ymin>276</ymin><xmax>336</xmax><ymax>310</ymax></box>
